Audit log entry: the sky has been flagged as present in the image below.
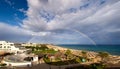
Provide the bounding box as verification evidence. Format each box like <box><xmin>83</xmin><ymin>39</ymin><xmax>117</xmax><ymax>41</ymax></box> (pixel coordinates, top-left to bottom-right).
<box><xmin>0</xmin><ymin>0</ymin><xmax>120</xmax><ymax>44</ymax></box>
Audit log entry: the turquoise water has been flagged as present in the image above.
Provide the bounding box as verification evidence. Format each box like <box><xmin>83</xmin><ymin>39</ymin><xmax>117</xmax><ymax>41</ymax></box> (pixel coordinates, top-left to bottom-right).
<box><xmin>57</xmin><ymin>45</ymin><xmax>120</xmax><ymax>55</ymax></box>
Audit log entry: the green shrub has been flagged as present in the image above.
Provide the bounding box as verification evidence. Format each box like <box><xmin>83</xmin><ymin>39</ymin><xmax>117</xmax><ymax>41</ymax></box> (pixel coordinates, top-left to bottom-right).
<box><xmin>0</xmin><ymin>63</ymin><xmax>7</xmax><ymax>66</ymax></box>
<box><xmin>43</xmin><ymin>57</ymin><xmax>50</xmax><ymax>63</ymax></box>
<box><xmin>55</xmin><ymin>57</ymin><xmax>61</xmax><ymax>61</ymax></box>
<box><xmin>75</xmin><ymin>57</ymin><xmax>81</xmax><ymax>63</ymax></box>
<box><xmin>90</xmin><ymin>63</ymin><xmax>105</xmax><ymax>69</ymax></box>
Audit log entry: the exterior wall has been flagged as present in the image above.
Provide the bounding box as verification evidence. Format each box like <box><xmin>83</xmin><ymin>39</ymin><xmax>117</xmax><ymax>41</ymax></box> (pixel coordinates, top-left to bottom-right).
<box><xmin>0</xmin><ymin>41</ymin><xmax>19</xmax><ymax>53</ymax></box>
<box><xmin>0</xmin><ymin>41</ymin><xmax>13</xmax><ymax>50</ymax></box>
<box><xmin>33</xmin><ymin>56</ymin><xmax>38</xmax><ymax>62</ymax></box>
<box><xmin>21</xmin><ymin>43</ymin><xmax>37</xmax><ymax>47</ymax></box>
<box><xmin>3</xmin><ymin>61</ymin><xmax>31</xmax><ymax>66</ymax></box>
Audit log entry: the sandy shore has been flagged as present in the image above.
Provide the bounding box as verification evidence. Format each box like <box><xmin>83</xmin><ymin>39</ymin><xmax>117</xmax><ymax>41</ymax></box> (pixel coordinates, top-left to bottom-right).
<box><xmin>47</xmin><ymin>44</ymin><xmax>98</xmax><ymax>57</ymax></box>
<box><xmin>47</xmin><ymin>44</ymin><xmax>120</xmax><ymax>64</ymax></box>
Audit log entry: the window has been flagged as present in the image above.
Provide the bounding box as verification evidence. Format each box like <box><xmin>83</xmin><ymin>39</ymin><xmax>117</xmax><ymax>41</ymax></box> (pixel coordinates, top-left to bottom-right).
<box><xmin>8</xmin><ymin>46</ymin><xmax>10</xmax><ymax>48</ymax></box>
<box><xmin>4</xmin><ymin>46</ymin><xmax>6</xmax><ymax>48</ymax></box>
<box><xmin>0</xmin><ymin>46</ymin><xmax>2</xmax><ymax>48</ymax></box>
<box><xmin>10</xmin><ymin>44</ymin><xmax>13</xmax><ymax>46</ymax></box>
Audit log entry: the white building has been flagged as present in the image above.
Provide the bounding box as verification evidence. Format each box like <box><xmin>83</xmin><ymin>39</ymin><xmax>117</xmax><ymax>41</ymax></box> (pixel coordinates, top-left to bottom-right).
<box><xmin>21</xmin><ymin>43</ymin><xmax>38</xmax><ymax>47</ymax></box>
<box><xmin>0</xmin><ymin>41</ymin><xmax>19</xmax><ymax>53</ymax></box>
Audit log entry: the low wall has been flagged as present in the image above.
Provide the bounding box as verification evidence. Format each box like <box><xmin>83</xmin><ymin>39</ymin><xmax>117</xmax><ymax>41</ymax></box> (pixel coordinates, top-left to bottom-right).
<box><xmin>3</xmin><ymin>61</ymin><xmax>31</xmax><ymax>67</ymax></box>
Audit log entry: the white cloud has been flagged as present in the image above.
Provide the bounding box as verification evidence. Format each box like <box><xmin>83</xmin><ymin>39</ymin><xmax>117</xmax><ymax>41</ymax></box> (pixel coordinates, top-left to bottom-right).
<box><xmin>20</xmin><ymin>0</ymin><xmax>120</xmax><ymax>44</ymax></box>
<box><xmin>1</xmin><ymin>0</ymin><xmax>120</xmax><ymax>44</ymax></box>
<box><xmin>23</xmin><ymin>0</ymin><xmax>120</xmax><ymax>31</ymax></box>
<box><xmin>0</xmin><ymin>22</ymin><xmax>53</xmax><ymax>43</ymax></box>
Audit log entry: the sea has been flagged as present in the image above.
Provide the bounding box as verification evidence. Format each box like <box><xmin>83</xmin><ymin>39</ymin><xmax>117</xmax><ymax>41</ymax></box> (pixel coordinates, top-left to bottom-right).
<box><xmin>57</xmin><ymin>44</ymin><xmax>120</xmax><ymax>56</ymax></box>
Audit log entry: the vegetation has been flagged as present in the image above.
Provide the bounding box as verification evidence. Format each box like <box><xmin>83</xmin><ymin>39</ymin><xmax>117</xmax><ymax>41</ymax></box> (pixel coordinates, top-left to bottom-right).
<box><xmin>44</xmin><ymin>49</ymin><xmax>88</xmax><ymax>65</ymax></box>
<box><xmin>25</xmin><ymin>44</ymin><xmax>48</xmax><ymax>51</ymax></box>
<box><xmin>66</xmin><ymin>65</ymin><xmax>88</xmax><ymax>69</ymax></box>
<box><xmin>75</xmin><ymin>57</ymin><xmax>82</xmax><ymax>63</ymax></box>
<box><xmin>0</xmin><ymin>63</ymin><xmax>7</xmax><ymax>66</ymax></box>
<box><xmin>43</xmin><ymin>57</ymin><xmax>50</xmax><ymax>64</ymax></box>
<box><xmin>98</xmin><ymin>52</ymin><xmax>109</xmax><ymax>61</ymax></box>
<box><xmin>32</xmin><ymin>48</ymin><xmax>57</xmax><ymax>55</ymax></box>
<box><xmin>65</xmin><ymin>49</ymin><xmax>72</xmax><ymax>55</ymax></box>
<box><xmin>25</xmin><ymin>45</ymin><xmax>109</xmax><ymax>68</ymax></box>
<box><xmin>66</xmin><ymin>63</ymin><xmax>105</xmax><ymax>69</ymax></box>
<box><xmin>25</xmin><ymin>44</ymin><xmax>57</xmax><ymax>55</ymax></box>
<box><xmin>89</xmin><ymin>63</ymin><xmax>105</xmax><ymax>69</ymax></box>
<box><xmin>43</xmin><ymin>53</ymin><xmax>80</xmax><ymax>66</ymax></box>
<box><xmin>0</xmin><ymin>53</ymin><xmax>14</xmax><ymax>57</ymax></box>
<box><xmin>81</xmin><ymin>51</ymin><xmax>87</xmax><ymax>58</ymax></box>
<box><xmin>55</xmin><ymin>57</ymin><xmax>61</xmax><ymax>61</ymax></box>
<box><xmin>45</xmin><ymin>59</ymin><xmax>79</xmax><ymax>66</ymax></box>
<box><xmin>65</xmin><ymin>49</ymin><xmax>73</xmax><ymax>59</ymax></box>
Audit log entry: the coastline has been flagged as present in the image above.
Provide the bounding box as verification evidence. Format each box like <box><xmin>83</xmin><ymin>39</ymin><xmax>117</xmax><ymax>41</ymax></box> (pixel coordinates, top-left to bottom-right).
<box><xmin>53</xmin><ymin>44</ymin><xmax>120</xmax><ymax>56</ymax></box>
<box><xmin>1</xmin><ymin>44</ymin><xmax>120</xmax><ymax>68</ymax></box>
<box><xmin>47</xmin><ymin>44</ymin><xmax>98</xmax><ymax>57</ymax></box>
<box><xmin>47</xmin><ymin>44</ymin><xmax>120</xmax><ymax>64</ymax></box>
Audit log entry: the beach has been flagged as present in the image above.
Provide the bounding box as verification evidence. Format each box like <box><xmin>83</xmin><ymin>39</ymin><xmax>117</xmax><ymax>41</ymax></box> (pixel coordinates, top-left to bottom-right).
<box><xmin>56</xmin><ymin>44</ymin><xmax>120</xmax><ymax>55</ymax></box>
<box><xmin>47</xmin><ymin>44</ymin><xmax>120</xmax><ymax>65</ymax></box>
<box><xmin>47</xmin><ymin>44</ymin><xmax>99</xmax><ymax>56</ymax></box>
